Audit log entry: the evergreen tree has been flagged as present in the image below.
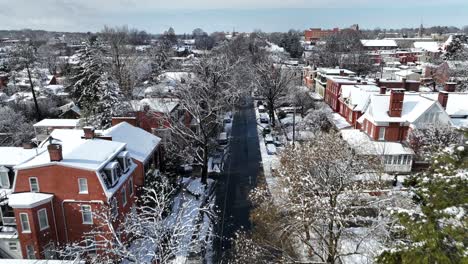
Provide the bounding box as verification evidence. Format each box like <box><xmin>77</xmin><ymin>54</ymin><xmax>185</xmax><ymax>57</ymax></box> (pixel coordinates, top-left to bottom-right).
<box><xmin>378</xmin><ymin>142</ymin><xmax>468</xmax><ymax>264</ymax></box>
<box><xmin>69</xmin><ymin>42</ymin><xmax>126</xmax><ymax>129</ymax></box>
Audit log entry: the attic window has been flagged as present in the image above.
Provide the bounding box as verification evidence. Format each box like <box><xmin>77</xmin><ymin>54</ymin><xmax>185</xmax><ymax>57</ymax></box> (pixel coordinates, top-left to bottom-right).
<box><xmin>117</xmin><ymin>151</ymin><xmax>131</xmax><ymax>173</ymax></box>
<box><xmin>104</xmin><ymin>161</ymin><xmax>120</xmax><ymax>187</ymax></box>
<box><xmin>0</xmin><ymin>166</ymin><xmax>10</xmax><ymax>189</ymax></box>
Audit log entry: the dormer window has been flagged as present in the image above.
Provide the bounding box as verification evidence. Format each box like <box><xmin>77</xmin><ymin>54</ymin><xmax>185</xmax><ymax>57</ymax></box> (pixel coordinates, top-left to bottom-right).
<box><xmin>105</xmin><ymin>162</ymin><xmax>120</xmax><ymax>187</ymax></box>
<box><xmin>0</xmin><ymin>166</ymin><xmax>10</xmax><ymax>189</ymax></box>
<box><xmin>117</xmin><ymin>151</ymin><xmax>132</xmax><ymax>173</ymax></box>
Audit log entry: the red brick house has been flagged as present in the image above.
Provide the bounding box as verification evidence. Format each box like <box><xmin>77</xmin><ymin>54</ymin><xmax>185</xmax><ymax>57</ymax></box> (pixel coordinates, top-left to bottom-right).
<box><xmin>324</xmin><ymin>76</ymin><xmax>365</xmax><ymax>112</ymax></box>
<box><xmin>338</xmin><ymin>84</ymin><xmax>381</xmax><ymax>129</ymax></box>
<box><xmin>8</xmin><ymin>131</ymin><xmax>139</xmax><ymax>260</ymax></box>
<box><xmin>129</xmin><ymin>98</ymin><xmax>188</xmax><ymax>133</ymax></box>
<box><xmin>357</xmin><ymin>89</ymin><xmax>452</xmax><ymax>142</ymax></box>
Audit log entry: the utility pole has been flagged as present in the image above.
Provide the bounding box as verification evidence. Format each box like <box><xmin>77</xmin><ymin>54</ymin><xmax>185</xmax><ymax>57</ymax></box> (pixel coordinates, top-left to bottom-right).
<box><xmin>292</xmin><ymin>104</ymin><xmax>296</xmax><ymax>148</ymax></box>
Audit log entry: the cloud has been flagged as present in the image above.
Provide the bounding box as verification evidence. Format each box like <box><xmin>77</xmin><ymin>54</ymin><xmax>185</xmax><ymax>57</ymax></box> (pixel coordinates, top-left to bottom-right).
<box><xmin>0</xmin><ymin>0</ymin><xmax>466</xmax><ymax>32</ymax></box>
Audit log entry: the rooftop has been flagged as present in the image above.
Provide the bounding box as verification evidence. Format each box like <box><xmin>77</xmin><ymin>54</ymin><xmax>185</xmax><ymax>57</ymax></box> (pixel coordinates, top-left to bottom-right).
<box><xmin>341</xmin><ymin>129</ymin><xmax>414</xmax><ymax>156</ymax></box>
<box><xmin>360</xmin><ymin>39</ymin><xmax>398</xmax><ymax>47</ymax></box>
<box><xmin>33</xmin><ymin>119</ymin><xmax>81</xmax><ymax>128</ymax></box>
<box><xmin>131</xmin><ymin>98</ymin><xmax>179</xmax><ymax>113</ymax></box>
<box><xmin>8</xmin><ymin>192</ymin><xmax>54</xmax><ymax>209</ymax></box>
<box><xmin>102</xmin><ymin>122</ymin><xmax>161</xmax><ymax>162</ymax></box>
<box><xmin>0</xmin><ymin>147</ymin><xmax>46</xmax><ymax>167</ymax></box>
<box><xmin>359</xmin><ymin>93</ymin><xmax>438</xmax><ymax>124</ymax></box>
<box><xmin>17</xmin><ymin>138</ymin><xmax>126</xmax><ymax>171</ymax></box>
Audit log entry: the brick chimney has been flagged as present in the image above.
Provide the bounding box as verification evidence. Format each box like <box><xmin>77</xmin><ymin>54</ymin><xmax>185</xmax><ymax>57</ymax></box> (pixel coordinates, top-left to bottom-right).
<box><xmin>438</xmin><ymin>91</ymin><xmax>449</xmax><ymax>109</ymax></box>
<box><xmin>444</xmin><ymin>82</ymin><xmax>456</xmax><ymax>92</ymax></box>
<box><xmin>388</xmin><ymin>89</ymin><xmax>405</xmax><ymax>117</ymax></box>
<box><xmin>401</xmin><ymin>77</ymin><xmax>407</xmax><ymax>90</ymax></box>
<box><xmin>339</xmin><ymin>70</ymin><xmax>345</xmax><ymax>76</ymax></box>
<box><xmin>379</xmin><ymin>86</ymin><xmax>387</xmax><ymax>95</ymax></box>
<box><xmin>48</xmin><ymin>144</ymin><xmax>63</xmax><ymax>162</ymax></box>
<box><xmin>83</xmin><ymin>126</ymin><xmax>95</xmax><ymax>139</ymax></box>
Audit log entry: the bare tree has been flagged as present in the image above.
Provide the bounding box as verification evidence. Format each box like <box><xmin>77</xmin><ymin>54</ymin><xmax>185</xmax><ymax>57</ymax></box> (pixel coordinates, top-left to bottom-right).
<box><xmin>37</xmin><ymin>44</ymin><xmax>59</xmax><ymax>75</ymax></box>
<box><xmin>100</xmin><ymin>25</ymin><xmax>138</xmax><ymax>98</ymax></box>
<box><xmin>0</xmin><ymin>106</ymin><xmax>34</xmax><ymax>146</ymax></box>
<box><xmin>240</xmin><ymin>133</ymin><xmax>393</xmax><ymax>263</ymax></box>
<box><xmin>167</xmin><ymin>53</ymin><xmax>242</xmax><ymax>184</ymax></box>
<box><xmin>408</xmin><ymin>124</ymin><xmax>462</xmax><ymax>160</ymax></box>
<box><xmin>8</xmin><ymin>44</ymin><xmax>42</xmax><ymax>120</ymax></box>
<box><xmin>254</xmin><ymin>58</ymin><xmax>298</xmax><ymax>127</ymax></box>
<box><xmin>58</xmin><ymin>178</ymin><xmax>214</xmax><ymax>263</ymax></box>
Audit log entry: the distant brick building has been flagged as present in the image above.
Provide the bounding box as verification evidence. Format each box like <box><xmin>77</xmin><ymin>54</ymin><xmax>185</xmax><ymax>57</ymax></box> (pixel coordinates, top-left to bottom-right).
<box><xmin>304</xmin><ymin>28</ymin><xmax>339</xmax><ymax>42</ymax></box>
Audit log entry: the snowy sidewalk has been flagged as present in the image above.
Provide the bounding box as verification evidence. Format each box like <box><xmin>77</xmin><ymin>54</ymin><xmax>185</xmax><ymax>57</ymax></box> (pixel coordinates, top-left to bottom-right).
<box><xmin>254</xmin><ymin>103</ymin><xmax>280</xmax><ymax>199</ymax></box>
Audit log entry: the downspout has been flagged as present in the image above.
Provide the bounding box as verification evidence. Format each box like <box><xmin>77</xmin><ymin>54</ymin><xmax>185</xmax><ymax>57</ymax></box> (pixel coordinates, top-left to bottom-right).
<box><xmin>61</xmin><ymin>200</ymin><xmax>104</xmax><ymax>243</ymax></box>
<box><xmin>50</xmin><ymin>199</ymin><xmax>59</xmax><ymax>243</ymax></box>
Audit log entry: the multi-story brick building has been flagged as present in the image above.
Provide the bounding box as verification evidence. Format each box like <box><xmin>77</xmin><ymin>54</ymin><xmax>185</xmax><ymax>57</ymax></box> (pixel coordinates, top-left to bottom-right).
<box><xmin>4</xmin><ymin>121</ymin><xmax>162</xmax><ymax>260</ymax></box>
<box><xmin>304</xmin><ymin>28</ymin><xmax>339</xmax><ymax>42</ymax></box>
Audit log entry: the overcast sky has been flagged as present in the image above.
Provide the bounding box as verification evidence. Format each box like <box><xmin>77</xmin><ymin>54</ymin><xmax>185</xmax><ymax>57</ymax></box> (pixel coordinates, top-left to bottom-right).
<box><xmin>1</xmin><ymin>0</ymin><xmax>467</xmax><ymax>33</ymax></box>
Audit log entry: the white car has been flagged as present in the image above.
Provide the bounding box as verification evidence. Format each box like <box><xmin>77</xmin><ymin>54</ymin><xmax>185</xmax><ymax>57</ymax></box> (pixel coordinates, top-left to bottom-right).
<box><xmin>264</xmin><ymin>134</ymin><xmax>274</xmax><ymax>144</ymax></box>
<box><xmin>259</xmin><ymin>113</ymin><xmax>269</xmax><ymax>124</ymax></box>
<box><xmin>266</xmin><ymin>144</ymin><xmax>277</xmax><ymax>155</ymax></box>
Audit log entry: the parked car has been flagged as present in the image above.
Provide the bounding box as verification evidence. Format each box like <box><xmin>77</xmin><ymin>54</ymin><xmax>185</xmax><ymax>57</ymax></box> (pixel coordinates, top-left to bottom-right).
<box><xmin>259</xmin><ymin>113</ymin><xmax>269</xmax><ymax>123</ymax></box>
<box><xmin>262</xmin><ymin>125</ymin><xmax>272</xmax><ymax>135</ymax></box>
<box><xmin>218</xmin><ymin>132</ymin><xmax>228</xmax><ymax>145</ymax></box>
<box><xmin>266</xmin><ymin>144</ymin><xmax>277</xmax><ymax>155</ymax></box>
<box><xmin>264</xmin><ymin>134</ymin><xmax>274</xmax><ymax>144</ymax></box>
<box><xmin>256</xmin><ymin>100</ymin><xmax>264</xmax><ymax>107</ymax></box>
<box><xmin>258</xmin><ymin>105</ymin><xmax>266</xmax><ymax>113</ymax></box>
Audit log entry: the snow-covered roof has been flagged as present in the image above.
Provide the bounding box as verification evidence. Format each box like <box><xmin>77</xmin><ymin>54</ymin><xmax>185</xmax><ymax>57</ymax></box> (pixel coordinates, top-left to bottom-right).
<box><xmin>360</xmin><ymin>39</ymin><xmax>398</xmax><ymax>47</ymax></box>
<box><xmin>341</xmin><ymin>85</ymin><xmax>380</xmax><ymax>112</ymax></box>
<box><xmin>17</xmin><ymin>139</ymin><xmax>126</xmax><ymax>171</ymax></box>
<box><xmin>413</xmin><ymin>41</ymin><xmax>441</xmax><ymax>53</ymax></box>
<box><xmin>0</xmin><ymin>147</ymin><xmax>46</xmax><ymax>167</ymax></box>
<box><xmin>102</xmin><ymin>122</ymin><xmax>161</xmax><ymax>162</ymax></box>
<box><xmin>159</xmin><ymin>71</ymin><xmax>191</xmax><ymax>82</ymax></box>
<box><xmin>451</xmin><ymin>118</ymin><xmax>468</xmax><ymax>129</ymax></box>
<box><xmin>58</xmin><ymin>102</ymin><xmax>81</xmax><ymax>115</ymax></box>
<box><xmin>318</xmin><ymin>68</ymin><xmax>355</xmax><ymax>75</ymax></box>
<box><xmin>395</xmin><ymin>70</ymin><xmax>420</xmax><ymax>77</ymax></box>
<box><xmin>422</xmin><ymin>92</ymin><xmax>468</xmax><ymax>117</ymax></box>
<box><xmin>44</xmin><ymin>84</ymin><xmax>64</xmax><ymax>94</ymax></box>
<box><xmin>331</xmin><ymin>113</ymin><xmax>352</xmax><ymax>129</ymax></box>
<box><xmin>359</xmin><ymin>93</ymin><xmax>437</xmax><ymax>124</ymax></box>
<box><xmin>8</xmin><ymin>192</ymin><xmax>54</xmax><ymax>209</ymax></box>
<box><xmin>33</xmin><ymin>119</ymin><xmax>81</xmax><ymax>128</ymax></box>
<box><xmin>341</xmin><ymin>129</ymin><xmax>414</xmax><ymax>156</ymax></box>
<box><xmin>131</xmin><ymin>98</ymin><xmax>179</xmax><ymax>113</ymax></box>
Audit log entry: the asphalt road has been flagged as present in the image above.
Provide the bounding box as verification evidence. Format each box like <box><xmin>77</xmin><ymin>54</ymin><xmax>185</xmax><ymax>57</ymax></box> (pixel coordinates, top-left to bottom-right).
<box><xmin>214</xmin><ymin>97</ymin><xmax>262</xmax><ymax>260</ymax></box>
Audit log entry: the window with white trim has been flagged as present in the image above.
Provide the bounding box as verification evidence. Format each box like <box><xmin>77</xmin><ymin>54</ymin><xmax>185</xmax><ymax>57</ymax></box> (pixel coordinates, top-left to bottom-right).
<box><xmin>29</xmin><ymin>177</ymin><xmax>39</xmax><ymax>192</ymax></box>
<box><xmin>378</xmin><ymin>127</ymin><xmax>386</xmax><ymax>140</ymax></box>
<box><xmin>8</xmin><ymin>241</ymin><xmax>18</xmax><ymax>251</ymax></box>
<box><xmin>81</xmin><ymin>205</ymin><xmax>93</xmax><ymax>224</ymax></box>
<box><xmin>78</xmin><ymin>178</ymin><xmax>88</xmax><ymax>194</ymax></box>
<box><xmin>128</xmin><ymin>177</ymin><xmax>134</xmax><ymax>196</ymax></box>
<box><xmin>20</xmin><ymin>213</ymin><xmax>30</xmax><ymax>233</ymax></box>
<box><xmin>122</xmin><ymin>186</ymin><xmax>127</xmax><ymax>206</ymax></box>
<box><xmin>37</xmin><ymin>208</ymin><xmax>49</xmax><ymax>231</ymax></box>
<box><xmin>26</xmin><ymin>245</ymin><xmax>35</xmax><ymax>259</ymax></box>
<box><xmin>0</xmin><ymin>166</ymin><xmax>10</xmax><ymax>188</ymax></box>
